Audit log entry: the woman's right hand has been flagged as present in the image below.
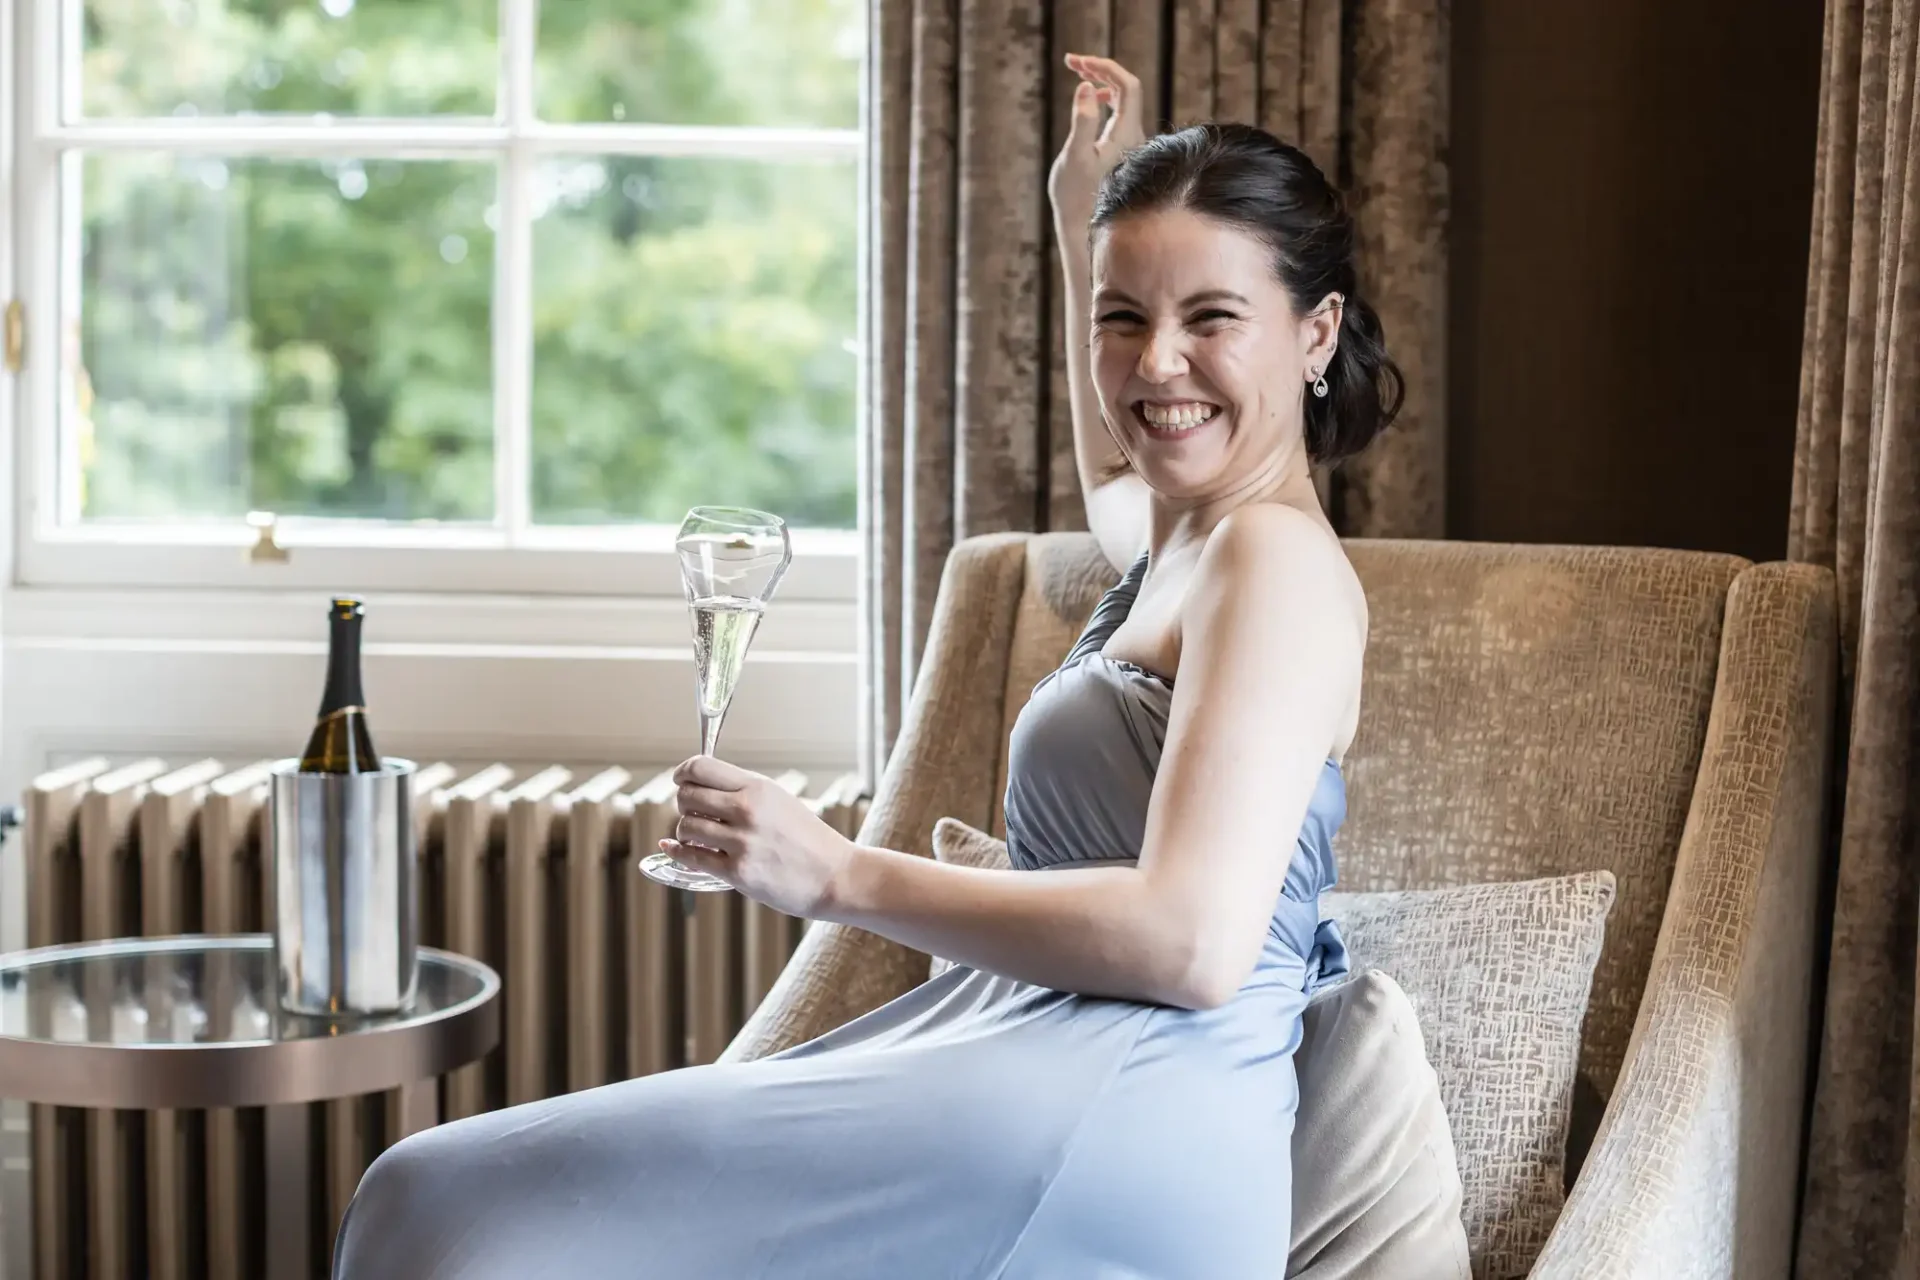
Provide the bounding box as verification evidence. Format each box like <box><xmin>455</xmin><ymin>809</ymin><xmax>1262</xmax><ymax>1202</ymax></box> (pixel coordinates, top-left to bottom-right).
<box><xmin>1047</xmin><ymin>53</ymin><xmax>1148</xmax><ymax>237</ymax></box>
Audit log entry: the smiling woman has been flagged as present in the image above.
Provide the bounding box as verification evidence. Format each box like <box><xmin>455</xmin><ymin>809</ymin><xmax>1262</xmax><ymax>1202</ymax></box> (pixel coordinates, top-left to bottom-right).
<box><xmin>1087</xmin><ymin>124</ymin><xmax>1405</xmax><ymax>508</ymax></box>
<box><xmin>325</xmin><ymin>51</ymin><xmax>1442</xmax><ymax>1280</ymax></box>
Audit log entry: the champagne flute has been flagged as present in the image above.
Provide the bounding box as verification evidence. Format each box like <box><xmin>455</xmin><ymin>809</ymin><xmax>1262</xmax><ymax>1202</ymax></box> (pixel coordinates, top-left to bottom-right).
<box><xmin>639</xmin><ymin>506</ymin><xmax>792</xmax><ymax>891</ymax></box>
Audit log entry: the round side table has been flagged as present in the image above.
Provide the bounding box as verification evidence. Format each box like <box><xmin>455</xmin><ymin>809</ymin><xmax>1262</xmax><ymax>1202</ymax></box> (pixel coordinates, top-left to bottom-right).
<box><xmin>0</xmin><ymin>934</ymin><xmax>499</xmax><ymax>1280</ymax></box>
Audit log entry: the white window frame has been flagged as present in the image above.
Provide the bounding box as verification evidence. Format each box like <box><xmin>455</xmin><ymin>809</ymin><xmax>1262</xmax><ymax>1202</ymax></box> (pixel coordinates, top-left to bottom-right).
<box><xmin>5</xmin><ymin>0</ymin><xmax>864</xmax><ymax>605</ymax></box>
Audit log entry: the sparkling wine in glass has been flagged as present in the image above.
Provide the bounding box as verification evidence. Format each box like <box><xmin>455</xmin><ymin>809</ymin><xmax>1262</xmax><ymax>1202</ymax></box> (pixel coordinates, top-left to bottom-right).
<box><xmin>639</xmin><ymin>506</ymin><xmax>792</xmax><ymax>891</ymax></box>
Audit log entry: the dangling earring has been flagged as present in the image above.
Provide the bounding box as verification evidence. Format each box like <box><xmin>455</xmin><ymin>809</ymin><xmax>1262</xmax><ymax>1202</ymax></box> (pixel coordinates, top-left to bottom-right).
<box><xmin>1312</xmin><ymin>367</ymin><xmax>1329</xmax><ymax>398</ymax></box>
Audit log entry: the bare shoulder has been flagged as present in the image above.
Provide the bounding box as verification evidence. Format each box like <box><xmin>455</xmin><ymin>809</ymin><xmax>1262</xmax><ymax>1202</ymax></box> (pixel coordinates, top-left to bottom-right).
<box><xmin>1191</xmin><ymin>504</ymin><xmax>1367</xmax><ymax>648</ymax></box>
<box><xmin>1169</xmin><ymin>503</ymin><xmax>1367</xmax><ymax>764</ymax></box>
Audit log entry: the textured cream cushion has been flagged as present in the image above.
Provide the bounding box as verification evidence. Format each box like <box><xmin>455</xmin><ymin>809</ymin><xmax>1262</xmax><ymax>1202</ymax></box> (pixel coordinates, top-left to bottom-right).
<box><xmin>1290</xmin><ymin>969</ymin><xmax>1471</xmax><ymax>1279</ymax></box>
<box><xmin>1321</xmin><ymin>873</ymin><xmax>1616</xmax><ymax>1279</ymax></box>
<box><xmin>930</xmin><ymin>817</ymin><xmax>1473</xmax><ymax>1276</ymax></box>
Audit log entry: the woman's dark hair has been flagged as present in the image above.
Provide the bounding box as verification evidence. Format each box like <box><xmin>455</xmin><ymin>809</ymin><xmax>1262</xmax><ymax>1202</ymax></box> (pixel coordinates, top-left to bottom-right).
<box><xmin>1091</xmin><ymin>122</ymin><xmax>1404</xmax><ymax>465</ymax></box>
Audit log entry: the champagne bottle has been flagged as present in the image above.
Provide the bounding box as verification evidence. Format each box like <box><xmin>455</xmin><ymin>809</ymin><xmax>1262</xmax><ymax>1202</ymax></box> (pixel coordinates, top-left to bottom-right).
<box><xmin>299</xmin><ymin>596</ymin><xmax>381</xmax><ymax>773</ymax></box>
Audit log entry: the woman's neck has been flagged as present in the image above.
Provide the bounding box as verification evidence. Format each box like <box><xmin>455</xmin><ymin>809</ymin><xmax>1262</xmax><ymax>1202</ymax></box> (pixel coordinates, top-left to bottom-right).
<box><xmin>1145</xmin><ymin>443</ymin><xmax>1328</xmax><ymax>564</ymax></box>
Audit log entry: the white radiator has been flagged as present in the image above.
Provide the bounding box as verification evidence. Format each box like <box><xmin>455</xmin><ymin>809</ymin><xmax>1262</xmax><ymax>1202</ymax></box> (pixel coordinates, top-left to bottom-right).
<box><xmin>20</xmin><ymin>757</ymin><xmax>867</xmax><ymax>1280</ymax></box>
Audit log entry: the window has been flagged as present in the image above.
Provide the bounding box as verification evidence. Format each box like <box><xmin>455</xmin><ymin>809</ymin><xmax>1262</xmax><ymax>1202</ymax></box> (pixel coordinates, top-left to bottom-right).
<box><xmin>8</xmin><ymin>0</ymin><xmax>863</xmax><ymax>598</ymax></box>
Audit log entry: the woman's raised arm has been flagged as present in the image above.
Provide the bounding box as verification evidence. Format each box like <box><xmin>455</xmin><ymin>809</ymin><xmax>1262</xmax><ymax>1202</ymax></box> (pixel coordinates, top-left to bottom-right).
<box><xmin>1048</xmin><ymin>53</ymin><xmax>1152</xmax><ymax>572</ymax></box>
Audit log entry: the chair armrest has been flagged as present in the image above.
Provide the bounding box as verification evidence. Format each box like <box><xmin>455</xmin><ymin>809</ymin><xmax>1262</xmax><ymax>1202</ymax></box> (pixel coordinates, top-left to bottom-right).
<box><xmin>1530</xmin><ymin>563</ymin><xmax>1837</xmax><ymax>1278</ymax></box>
<box><xmin>722</xmin><ymin>534</ymin><xmax>1034</xmax><ymax>1062</ymax></box>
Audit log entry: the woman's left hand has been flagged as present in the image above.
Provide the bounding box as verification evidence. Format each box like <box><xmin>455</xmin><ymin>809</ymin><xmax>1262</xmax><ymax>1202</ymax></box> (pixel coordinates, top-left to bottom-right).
<box><xmin>658</xmin><ymin>755</ymin><xmax>854</xmax><ymax>918</ymax></box>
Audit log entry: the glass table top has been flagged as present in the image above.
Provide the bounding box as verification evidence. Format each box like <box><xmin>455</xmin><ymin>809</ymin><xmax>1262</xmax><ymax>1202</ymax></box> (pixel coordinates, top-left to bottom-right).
<box><xmin>0</xmin><ymin>935</ymin><xmax>496</xmax><ymax>1048</ymax></box>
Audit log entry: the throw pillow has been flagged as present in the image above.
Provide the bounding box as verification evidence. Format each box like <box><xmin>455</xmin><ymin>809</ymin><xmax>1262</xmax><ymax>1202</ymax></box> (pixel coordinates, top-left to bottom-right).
<box><xmin>1289</xmin><ymin>969</ymin><xmax>1471</xmax><ymax>1279</ymax></box>
<box><xmin>1320</xmin><ymin>873</ymin><xmax>1616</xmax><ymax>1279</ymax></box>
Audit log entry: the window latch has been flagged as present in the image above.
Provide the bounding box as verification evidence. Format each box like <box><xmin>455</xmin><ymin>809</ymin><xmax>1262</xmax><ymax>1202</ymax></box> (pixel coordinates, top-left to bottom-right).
<box><xmin>4</xmin><ymin>301</ymin><xmax>22</xmax><ymax>374</ymax></box>
<box><xmin>247</xmin><ymin>510</ymin><xmax>290</xmax><ymax>564</ymax></box>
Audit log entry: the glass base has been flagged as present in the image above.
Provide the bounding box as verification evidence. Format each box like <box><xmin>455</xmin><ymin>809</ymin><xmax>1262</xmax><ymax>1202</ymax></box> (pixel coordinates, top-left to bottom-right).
<box><xmin>639</xmin><ymin>852</ymin><xmax>734</xmax><ymax>892</ymax></box>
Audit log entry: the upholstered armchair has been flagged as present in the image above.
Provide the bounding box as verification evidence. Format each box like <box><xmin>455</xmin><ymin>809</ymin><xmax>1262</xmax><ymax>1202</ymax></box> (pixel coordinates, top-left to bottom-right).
<box><xmin>724</xmin><ymin>532</ymin><xmax>1837</xmax><ymax>1279</ymax></box>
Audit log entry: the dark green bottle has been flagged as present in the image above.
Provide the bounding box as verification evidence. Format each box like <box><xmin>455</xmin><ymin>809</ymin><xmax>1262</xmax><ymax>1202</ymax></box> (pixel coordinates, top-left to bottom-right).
<box><xmin>299</xmin><ymin>597</ymin><xmax>381</xmax><ymax>773</ymax></box>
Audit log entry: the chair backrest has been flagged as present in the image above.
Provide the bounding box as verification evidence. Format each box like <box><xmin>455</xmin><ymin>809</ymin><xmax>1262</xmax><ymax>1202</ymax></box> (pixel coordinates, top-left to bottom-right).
<box><xmin>990</xmin><ymin>532</ymin><xmax>1749</xmax><ymax>1103</ymax></box>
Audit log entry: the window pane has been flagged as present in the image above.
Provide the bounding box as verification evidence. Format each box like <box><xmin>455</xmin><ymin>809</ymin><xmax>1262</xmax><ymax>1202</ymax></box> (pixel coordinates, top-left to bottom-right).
<box><xmin>535</xmin><ymin>0</ymin><xmax>862</xmax><ymax>128</ymax></box>
<box><xmin>71</xmin><ymin>153</ymin><xmax>495</xmax><ymax>522</ymax></box>
<box><xmin>78</xmin><ymin>0</ymin><xmax>496</xmax><ymax>118</ymax></box>
<box><xmin>530</xmin><ymin>156</ymin><xmax>857</xmax><ymax>529</ymax></box>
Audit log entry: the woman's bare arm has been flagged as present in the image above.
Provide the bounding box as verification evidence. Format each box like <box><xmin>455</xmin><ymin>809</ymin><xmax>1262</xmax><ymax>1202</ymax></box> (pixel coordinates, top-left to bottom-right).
<box><xmin>818</xmin><ymin>507</ymin><xmax>1362</xmax><ymax>1007</ymax></box>
<box><xmin>1051</xmin><ymin>54</ymin><xmax>1152</xmax><ymax>572</ymax></box>
<box><xmin>1057</xmin><ymin>205</ymin><xmax>1151</xmax><ymax>571</ymax></box>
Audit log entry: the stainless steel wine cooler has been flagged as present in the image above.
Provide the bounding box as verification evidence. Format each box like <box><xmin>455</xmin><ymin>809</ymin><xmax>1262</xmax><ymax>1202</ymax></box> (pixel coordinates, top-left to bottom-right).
<box><xmin>270</xmin><ymin>757</ymin><xmax>420</xmax><ymax>1019</ymax></box>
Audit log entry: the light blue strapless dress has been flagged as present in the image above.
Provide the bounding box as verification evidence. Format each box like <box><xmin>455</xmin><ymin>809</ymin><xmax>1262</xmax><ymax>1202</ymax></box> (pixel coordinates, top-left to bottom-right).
<box><xmin>332</xmin><ymin>552</ymin><xmax>1350</xmax><ymax>1279</ymax></box>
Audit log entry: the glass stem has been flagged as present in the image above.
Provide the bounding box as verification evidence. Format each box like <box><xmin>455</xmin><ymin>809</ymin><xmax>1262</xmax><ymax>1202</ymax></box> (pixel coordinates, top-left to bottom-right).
<box><xmin>700</xmin><ymin>711</ymin><xmax>724</xmax><ymax>758</ymax></box>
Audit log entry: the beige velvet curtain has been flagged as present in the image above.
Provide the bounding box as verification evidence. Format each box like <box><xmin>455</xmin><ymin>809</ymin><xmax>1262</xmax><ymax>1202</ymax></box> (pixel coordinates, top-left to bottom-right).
<box><xmin>1790</xmin><ymin>0</ymin><xmax>1920</xmax><ymax>1274</ymax></box>
<box><xmin>859</xmin><ymin>0</ymin><xmax>1449</xmax><ymax>778</ymax></box>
